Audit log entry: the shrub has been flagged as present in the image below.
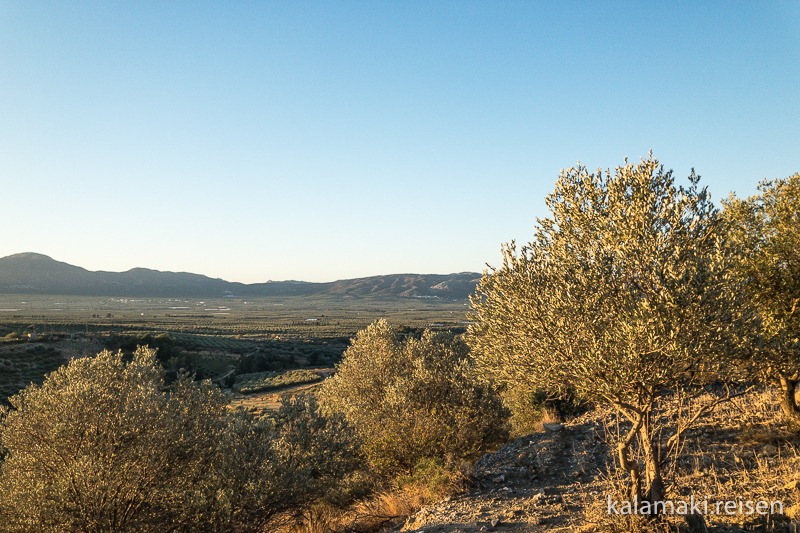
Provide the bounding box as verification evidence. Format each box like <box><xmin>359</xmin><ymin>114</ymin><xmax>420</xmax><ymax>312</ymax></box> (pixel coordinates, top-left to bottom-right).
<box><xmin>499</xmin><ymin>386</ymin><xmax>584</xmax><ymax>436</ymax></box>
<box><xmin>270</xmin><ymin>395</ymin><xmax>365</xmax><ymax>508</ymax></box>
<box><xmin>395</xmin><ymin>457</ymin><xmax>468</xmax><ymax>502</ymax></box>
<box><xmin>208</xmin><ymin>395</ymin><xmax>362</xmax><ymax>532</ymax></box>
<box><xmin>0</xmin><ymin>347</ymin><xmax>223</xmax><ymax>531</ymax></box>
<box><xmin>0</xmin><ymin>347</ymin><xmax>361</xmax><ymax>532</ymax></box>
<box><xmin>319</xmin><ymin>319</ymin><xmax>509</xmax><ymax>480</ymax></box>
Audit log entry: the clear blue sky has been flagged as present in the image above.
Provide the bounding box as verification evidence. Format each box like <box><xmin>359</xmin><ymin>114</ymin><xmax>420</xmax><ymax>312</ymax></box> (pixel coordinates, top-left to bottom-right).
<box><xmin>1</xmin><ymin>1</ymin><xmax>798</xmax><ymax>283</ymax></box>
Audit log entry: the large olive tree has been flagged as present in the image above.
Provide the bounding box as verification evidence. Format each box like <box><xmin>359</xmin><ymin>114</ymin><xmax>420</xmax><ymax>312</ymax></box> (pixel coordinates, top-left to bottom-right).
<box><xmin>468</xmin><ymin>156</ymin><xmax>751</xmax><ymax>509</ymax></box>
<box><xmin>723</xmin><ymin>173</ymin><xmax>800</xmax><ymax>421</ymax></box>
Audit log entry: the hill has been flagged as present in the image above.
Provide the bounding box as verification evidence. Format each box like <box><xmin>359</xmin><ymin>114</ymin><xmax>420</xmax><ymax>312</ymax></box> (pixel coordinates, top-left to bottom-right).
<box><xmin>0</xmin><ymin>253</ymin><xmax>480</xmax><ymax>299</ymax></box>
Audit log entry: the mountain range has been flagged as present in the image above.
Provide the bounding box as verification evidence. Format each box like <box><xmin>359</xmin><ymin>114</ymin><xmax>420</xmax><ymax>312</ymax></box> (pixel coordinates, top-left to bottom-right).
<box><xmin>0</xmin><ymin>253</ymin><xmax>481</xmax><ymax>299</ymax></box>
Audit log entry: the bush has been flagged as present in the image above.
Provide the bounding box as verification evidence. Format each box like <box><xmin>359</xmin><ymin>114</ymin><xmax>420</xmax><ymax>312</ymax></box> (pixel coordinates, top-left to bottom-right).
<box><xmin>24</xmin><ymin>345</ymin><xmax>58</xmax><ymax>356</ymax></box>
<box><xmin>0</xmin><ymin>347</ymin><xmax>361</xmax><ymax>532</ymax></box>
<box><xmin>319</xmin><ymin>319</ymin><xmax>509</xmax><ymax>480</ymax></box>
<box><xmin>0</xmin><ymin>347</ymin><xmax>222</xmax><ymax>531</ymax></box>
<box><xmin>395</xmin><ymin>457</ymin><xmax>468</xmax><ymax>502</ymax></box>
<box><xmin>500</xmin><ymin>386</ymin><xmax>587</xmax><ymax>436</ymax></box>
<box><xmin>208</xmin><ymin>395</ymin><xmax>363</xmax><ymax>532</ymax></box>
<box><xmin>270</xmin><ymin>395</ymin><xmax>365</xmax><ymax>508</ymax></box>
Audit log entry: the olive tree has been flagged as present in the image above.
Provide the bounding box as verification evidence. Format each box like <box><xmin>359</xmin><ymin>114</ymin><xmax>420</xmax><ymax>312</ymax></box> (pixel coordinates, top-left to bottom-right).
<box><xmin>319</xmin><ymin>319</ymin><xmax>508</xmax><ymax>479</ymax></box>
<box><xmin>723</xmin><ymin>173</ymin><xmax>800</xmax><ymax>421</ymax></box>
<box><xmin>0</xmin><ymin>347</ymin><xmax>361</xmax><ymax>532</ymax></box>
<box><xmin>468</xmin><ymin>156</ymin><xmax>751</xmax><ymax>509</ymax></box>
<box><xmin>0</xmin><ymin>347</ymin><xmax>224</xmax><ymax>532</ymax></box>
<box><xmin>208</xmin><ymin>395</ymin><xmax>362</xmax><ymax>533</ymax></box>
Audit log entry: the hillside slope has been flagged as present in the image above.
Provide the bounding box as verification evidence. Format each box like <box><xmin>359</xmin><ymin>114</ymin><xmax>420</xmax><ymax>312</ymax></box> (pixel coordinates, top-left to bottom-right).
<box><xmin>399</xmin><ymin>390</ymin><xmax>799</xmax><ymax>532</ymax></box>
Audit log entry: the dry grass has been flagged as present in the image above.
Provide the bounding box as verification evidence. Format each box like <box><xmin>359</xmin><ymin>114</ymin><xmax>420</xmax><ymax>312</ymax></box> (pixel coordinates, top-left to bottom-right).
<box><xmin>266</xmin><ymin>387</ymin><xmax>800</xmax><ymax>533</ymax></box>
<box><xmin>271</xmin><ymin>485</ymin><xmax>433</xmax><ymax>533</ymax></box>
<box><xmin>273</xmin><ymin>460</ymin><xmax>470</xmax><ymax>533</ymax></box>
<box><xmin>579</xmin><ymin>387</ymin><xmax>800</xmax><ymax>532</ymax></box>
<box><xmin>536</xmin><ymin>405</ymin><xmax>562</xmax><ymax>430</ymax></box>
<box><xmin>669</xmin><ymin>388</ymin><xmax>799</xmax><ymax>530</ymax></box>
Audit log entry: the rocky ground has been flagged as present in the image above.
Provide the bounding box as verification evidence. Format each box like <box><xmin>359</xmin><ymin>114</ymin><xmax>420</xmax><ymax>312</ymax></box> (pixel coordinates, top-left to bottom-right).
<box><xmin>397</xmin><ymin>390</ymin><xmax>800</xmax><ymax>533</ymax></box>
<box><xmin>399</xmin><ymin>415</ymin><xmax>611</xmax><ymax>532</ymax></box>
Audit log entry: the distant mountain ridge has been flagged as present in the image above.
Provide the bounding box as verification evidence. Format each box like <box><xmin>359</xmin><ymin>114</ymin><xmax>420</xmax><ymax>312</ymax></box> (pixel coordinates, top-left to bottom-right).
<box><xmin>0</xmin><ymin>253</ymin><xmax>480</xmax><ymax>299</ymax></box>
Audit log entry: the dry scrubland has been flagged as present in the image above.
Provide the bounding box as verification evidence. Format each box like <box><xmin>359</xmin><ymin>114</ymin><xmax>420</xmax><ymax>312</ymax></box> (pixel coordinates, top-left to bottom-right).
<box><xmin>0</xmin><ymin>157</ymin><xmax>798</xmax><ymax>532</ymax></box>
<box><xmin>401</xmin><ymin>388</ymin><xmax>800</xmax><ymax>533</ymax></box>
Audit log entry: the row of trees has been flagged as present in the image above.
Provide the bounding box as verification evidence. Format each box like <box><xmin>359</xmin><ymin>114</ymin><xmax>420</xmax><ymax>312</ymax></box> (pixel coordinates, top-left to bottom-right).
<box><xmin>467</xmin><ymin>156</ymin><xmax>799</xmax><ymax>511</ymax></box>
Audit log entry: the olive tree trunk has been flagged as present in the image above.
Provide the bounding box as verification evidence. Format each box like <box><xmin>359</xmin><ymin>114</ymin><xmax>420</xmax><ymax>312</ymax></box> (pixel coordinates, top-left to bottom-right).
<box><xmin>779</xmin><ymin>375</ymin><xmax>800</xmax><ymax>422</ymax></box>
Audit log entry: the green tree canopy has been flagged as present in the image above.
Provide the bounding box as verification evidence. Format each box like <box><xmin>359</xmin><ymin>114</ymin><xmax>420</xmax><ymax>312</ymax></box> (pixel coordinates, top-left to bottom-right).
<box><xmin>723</xmin><ymin>173</ymin><xmax>800</xmax><ymax>420</ymax></box>
<box><xmin>319</xmin><ymin>319</ymin><xmax>508</xmax><ymax>479</ymax></box>
<box><xmin>0</xmin><ymin>347</ymin><xmax>360</xmax><ymax>532</ymax></box>
<box><xmin>467</xmin><ymin>155</ymin><xmax>752</xmax><ymax>508</ymax></box>
<box><xmin>0</xmin><ymin>347</ymin><xmax>223</xmax><ymax>531</ymax></box>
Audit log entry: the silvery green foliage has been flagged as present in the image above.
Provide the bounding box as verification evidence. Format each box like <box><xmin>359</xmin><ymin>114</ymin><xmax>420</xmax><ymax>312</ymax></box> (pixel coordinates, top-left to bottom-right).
<box><xmin>207</xmin><ymin>395</ymin><xmax>361</xmax><ymax>532</ymax></box>
<box><xmin>467</xmin><ymin>155</ymin><xmax>753</xmax><ymax>504</ymax></box>
<box><xmin>320</xmin><ymin>319</ymin><xmax>508</xmax><ymax>478</ymax></box>
<box><xmin>723</xmin><ymin>173</ymin><xmax>800</xmax><ymax>415</ymax></box>
<box><xmin>0</xmin><ymin>347</ymin><xmax>360</xmax><ymax>532</ymax></box>
<box><xmin>0</xmin><ymin>347</ymin><xmax>225</xmax><ymax>532</ymax></box>
<box><xmin>468</xmin><ymin>156</ymin><xmax>747</xmax><ymax>407</ymax></box>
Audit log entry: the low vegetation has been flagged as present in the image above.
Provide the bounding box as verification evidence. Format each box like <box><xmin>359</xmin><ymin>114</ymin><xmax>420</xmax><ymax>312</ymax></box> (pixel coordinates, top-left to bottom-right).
<box><xmin>0</xmin><ymin>347</ymin><xmax>360</xmax><ymax>532</ymax></box>
<box><xmin>0</xmin><ymin>345</ymin><xmax>65</xmax><ymax>402</ymax></box>
<box><xmin>319</xmin><ymin>319</ymin><xmax>509</xmax><ymax>482</ymax></box>
<box><xmin>0</xmin><ymin>156</ymin><xmax>797</xmax><ymax>531</ymax></box>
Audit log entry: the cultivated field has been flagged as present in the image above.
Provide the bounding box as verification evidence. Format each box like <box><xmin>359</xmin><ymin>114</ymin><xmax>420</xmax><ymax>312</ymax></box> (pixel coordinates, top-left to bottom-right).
<box><xmin>0</xmin><ymin>293</ymin><xmax>469</xmax><ymax>336</ymax></box>
<box><xmin>0</xmin><ymin>293</ymin><xmax>469</xmax><ymax>405</ymax></box>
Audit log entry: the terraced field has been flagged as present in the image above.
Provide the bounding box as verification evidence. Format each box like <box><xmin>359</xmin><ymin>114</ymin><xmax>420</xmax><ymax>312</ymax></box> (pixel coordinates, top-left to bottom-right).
<box><xmin>0</xmin><ymin>343</ymin><xmax>66</xmax><ymax>400</ymax></box>
<box><xmin>233</xmin><ymin>368</ymin><xmax>328</xmax><ymax>393</ymax></box>
<box><xmin>228</xmin><ymin>370</ymin><xmax>332</xmax><ymax>414</ymax></box>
